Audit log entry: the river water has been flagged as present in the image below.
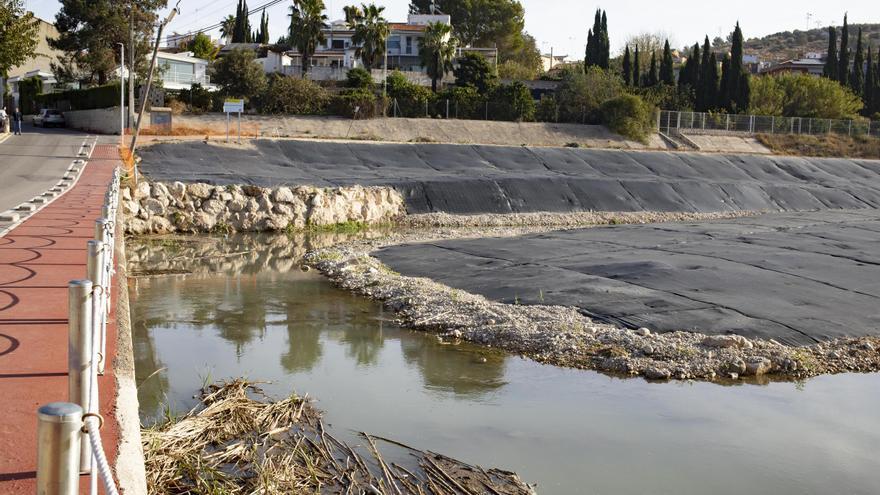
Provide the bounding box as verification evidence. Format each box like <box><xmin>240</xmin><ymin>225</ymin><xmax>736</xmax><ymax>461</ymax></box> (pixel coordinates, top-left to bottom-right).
<box><xmin>128</xmin><ymin>234</ymin><xmax>880</xmax><ymax>495</ymax></box>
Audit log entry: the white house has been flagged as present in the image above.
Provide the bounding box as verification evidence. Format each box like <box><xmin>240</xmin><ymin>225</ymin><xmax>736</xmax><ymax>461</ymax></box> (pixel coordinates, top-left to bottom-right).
<box><xmin>279</xmin><ymin>14</ymin><xmax>494</xmax><ymax>85</ymax></box>
<box><xmin>156</xmin><ymin>51</ymin><xmax>217</xmax><ymax>90</ymax></box>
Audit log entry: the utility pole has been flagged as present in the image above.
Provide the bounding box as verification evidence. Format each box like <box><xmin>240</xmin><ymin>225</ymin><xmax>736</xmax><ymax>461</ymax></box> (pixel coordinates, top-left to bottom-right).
<box><xmin>129</xmin><ymin>1</ymin><xmax>180</xmax><ymax>156</ymax></box>
<box><xmin>806</xmin><ymin>13</ymin><xmax>813</xmax><ymax>32</ymax></box>
<box><xmin>128</xmin><ymin>2</ymin><xmax>136</xmax><ymax>130</ymax></box>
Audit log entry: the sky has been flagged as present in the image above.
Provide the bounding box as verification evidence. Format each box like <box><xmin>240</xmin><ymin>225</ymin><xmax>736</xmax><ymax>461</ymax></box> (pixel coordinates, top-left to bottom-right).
<box><xmin>23</xmin><ymin>0</ymin><xmax>879</xmax><ymax>60</ymax></box>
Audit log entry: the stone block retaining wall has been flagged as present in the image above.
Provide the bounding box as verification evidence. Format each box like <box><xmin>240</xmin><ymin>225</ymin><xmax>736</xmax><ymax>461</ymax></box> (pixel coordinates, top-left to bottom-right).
<box><xmin>124</xmin><ymin>181</ymin><xmax>404</xmax><ymax>235</ymax></box>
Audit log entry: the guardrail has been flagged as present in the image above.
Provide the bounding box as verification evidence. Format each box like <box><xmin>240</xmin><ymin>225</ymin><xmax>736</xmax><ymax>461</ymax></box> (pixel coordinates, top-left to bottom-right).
<box><xmin>37</xmin><ymin>166</ymin><xmax>121</xmax><ymax>495</ymax></box>
<box><xmin>658</xmin><ymin>110</ymin><xmax>880</xmax><ymax>139</ymax></box>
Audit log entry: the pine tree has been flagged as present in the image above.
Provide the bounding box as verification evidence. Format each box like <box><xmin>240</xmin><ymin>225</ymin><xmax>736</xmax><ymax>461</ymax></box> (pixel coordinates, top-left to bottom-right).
<box><xmin>850</xmin><ymin>27</ymin><xmax>864</xmax><ymax>97</ymax></box>
<box><xmin>660</xmin><ymin>39</ymin><xmax>674</xmax><ymax>85</ymax></box>
<box><xmin>632</xmin><ymin>45</ymin><xmax>641</xmax><ymax>88</ymax></box>
<box><xmin>839</xmin><ymin>14</ymin><xmax>850</xmax><ymax>86</ymax></box>
<box><xmin>622</xmin><ymin>45</ymin><xmax>632</xmax><ymax>86</ymax></box>
<box><xmin>824</xmin><ymin>26</ymin><xmax>839</xmax><ymax>80</ymax></box>
<box><xmin>645</xmin><ymin>50</ymin><xmax>658</xmax><ymax>86</ymax></box>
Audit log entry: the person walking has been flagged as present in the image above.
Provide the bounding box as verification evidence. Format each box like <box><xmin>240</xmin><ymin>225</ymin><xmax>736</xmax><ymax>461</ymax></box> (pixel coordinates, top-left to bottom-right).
<box><xmin>0</xmin><ymin>107</ymin><xmax>7</xmax><ymax>134</ymax></box>
<box><xmin>12</xmin><ymin>108</ymin><xmax>23</xmax><ymax>135</ymax></box>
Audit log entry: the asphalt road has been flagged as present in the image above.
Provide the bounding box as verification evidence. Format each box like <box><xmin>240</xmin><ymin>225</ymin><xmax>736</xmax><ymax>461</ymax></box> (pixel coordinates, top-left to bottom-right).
<box><xmin>0</xmin><ymin>127</ymin><xmax>98</xmax><ymax>214</ymax></box>
<box><xmin>376</xmin><ymin>210</ymin><xmax>880</xmax><ymax>345</ymax></box>
<box><xmin>139</xmin><ymin>140</ymin><xmax>880</xmax><ymax>214</ymax></box>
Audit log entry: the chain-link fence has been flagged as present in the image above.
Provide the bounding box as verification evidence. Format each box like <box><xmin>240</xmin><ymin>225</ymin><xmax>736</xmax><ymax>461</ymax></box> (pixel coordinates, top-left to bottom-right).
<box><xmin>659</xmin><ymin>110</ymin><xmax>880</xmax><ymax>139</ymax></box>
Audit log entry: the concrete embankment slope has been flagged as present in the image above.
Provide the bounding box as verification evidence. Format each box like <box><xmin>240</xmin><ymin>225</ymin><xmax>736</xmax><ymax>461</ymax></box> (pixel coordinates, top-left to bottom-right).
<box><xmin>140</xmin><ymin>140</ymin><xmax>880</xmax><ymax>215</ymax></box>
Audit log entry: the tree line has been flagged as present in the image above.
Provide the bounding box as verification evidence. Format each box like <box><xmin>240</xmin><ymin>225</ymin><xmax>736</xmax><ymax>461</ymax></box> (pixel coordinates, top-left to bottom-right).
<box><xmin>823</xmin><ymin>14</ymin><xmax>880</xmax><ymax>117</ymax></box>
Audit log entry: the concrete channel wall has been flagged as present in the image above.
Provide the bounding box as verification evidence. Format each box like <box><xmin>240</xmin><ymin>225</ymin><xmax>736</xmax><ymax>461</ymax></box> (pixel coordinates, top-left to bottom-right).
<box><xmin>139</xmin><ymin>140</ymin><xmax>880</xmax><ymax>216</ymax></box>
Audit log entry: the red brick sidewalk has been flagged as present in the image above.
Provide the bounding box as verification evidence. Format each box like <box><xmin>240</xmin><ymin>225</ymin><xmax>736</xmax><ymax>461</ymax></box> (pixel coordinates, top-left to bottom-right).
<box><xmin>0</xmin><ymin>145</ymin><xmax>121</xmax><ymax>493</ymax></box>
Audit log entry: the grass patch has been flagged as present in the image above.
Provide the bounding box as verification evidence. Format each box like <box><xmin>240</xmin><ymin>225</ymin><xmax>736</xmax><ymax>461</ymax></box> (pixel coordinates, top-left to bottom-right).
<box><xmin>757</xmin><ymin>133</ymin><xmax>880</xmax><ymax>159</ymax></box>
<box><xmin>306</xmin><ymin>220</ymin><xmax>371</xmax><ymax>234</ymax></box>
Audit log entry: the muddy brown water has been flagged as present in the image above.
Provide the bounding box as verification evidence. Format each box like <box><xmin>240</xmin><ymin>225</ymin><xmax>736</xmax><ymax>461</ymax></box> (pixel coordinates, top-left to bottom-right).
<box><xmin>129</xmin><ymin>234</ymin><xmax>880</xmax><ymax>495</ymax></box>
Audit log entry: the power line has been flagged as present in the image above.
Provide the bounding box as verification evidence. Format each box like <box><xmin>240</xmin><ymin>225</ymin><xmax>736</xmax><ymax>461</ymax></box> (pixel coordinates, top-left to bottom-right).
<box><xmin>165</xmin><ymin>0</ymin><xmax>287</xmax><ymax>42</ymax></box>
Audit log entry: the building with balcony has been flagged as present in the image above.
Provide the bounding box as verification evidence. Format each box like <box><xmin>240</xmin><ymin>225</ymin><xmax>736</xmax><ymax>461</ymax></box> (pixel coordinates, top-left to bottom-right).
<box><xmin>283</xmin><ymin>14</ymin><xmax>496</xmax><ymax>86</ymax></box>
<box><xmin>156</xmin><ymin>51</ymin><xmax>217</xmax><ymax>90</ymax></box>
<box><xmin>760</xmin><ymin>58</ymin><xmax>825</xmax><ymax>77</ymax></box>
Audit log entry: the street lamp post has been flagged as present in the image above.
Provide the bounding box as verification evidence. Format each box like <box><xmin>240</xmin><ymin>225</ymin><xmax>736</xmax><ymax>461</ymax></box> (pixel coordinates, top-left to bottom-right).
<box><xmin>117</xmin><ymin>43</ymin><xmax>125</xmax><ymax>143</ymax></box>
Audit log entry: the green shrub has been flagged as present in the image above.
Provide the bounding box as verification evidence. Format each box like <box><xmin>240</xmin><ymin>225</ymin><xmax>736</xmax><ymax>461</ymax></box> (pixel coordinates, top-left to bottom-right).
<box><xmin>36</xmin><ymin>82</ymin><xmax>121</xmax><ymax>111</ymax></box>
<box><xmin>749</xmin><ymin>73</ymin><xmax>863</xmax><ymax>119</ymax></box>
<box><xmin>535</xmin><ymin>95</ymin><xmax>559</xmax><ymax>122</ymax></box>
<box><xmin>176</xmin><ymin>83</ymin><xmax>214</xmax><ymax>113</ymax></box>
<box><xmin>261</xmin><ymin>76</ymin><xmax>330</xmax><ymax>115</ymax></box>
<box><xmin>210</xmin><ymin>48</ymin><xmax>267</xmax><ymax>104</ymax></box>
<box><xmin>437</xmin><ymin>86</ymin><xmax>485</xmax><ymax>119</ymax></box>
<box><xmin>346</xmin><ymin>68</ymin><xmax>374</xmax><ymax>89</ymax></box>
<box><xmin>386</xmin><ymin>71</ymin><xmax>434</xmax><ymax>117</ymax></box>
<box><xmin>556</xmin><ymin>67</ymin><xmax>624</xmax><ymax>123</ymax></box>
<box><xmin>600</xmin><ymin>94</ymin><xmax>656</xmax><ymax>143</ymax></box>
<box><xmin>454</xmin><ymin>52</ymin><xmax>498</xmax><ymax>94</ymax></box>
<box><xmin>488</xmin><ymin>81</ymin><xmax>535</xmax><ymax>122</ymax></box>
<box><xmin>330</xmin><ymin>88</ymin><xmax>379</xmax><ymax>118</ymax></box>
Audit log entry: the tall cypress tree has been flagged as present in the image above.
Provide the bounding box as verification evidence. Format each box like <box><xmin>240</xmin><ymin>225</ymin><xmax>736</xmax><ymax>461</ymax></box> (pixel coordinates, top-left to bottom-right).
<box><xmin>233</xmin><ymin>0</ymin><xmax>243</xmax><ymax>43</ymax></box>
<box><xmin>679</xmin><ymin>42</ymin><xmax>701</xmax><ymax>91</ymax></box>
<box><xmin>585</xmin><ymin>9</ymin><xmax>609</xmax><ymax>69</ymax></box>
<box><xmin>728</xmin><ymin>22</ymin><xmax>744</xmax><ymax>111</ymax></box>
<box><xmin>824</xmin><ymin>26</ymin><xmax>839</xmax><ymax>80</ymax></box>
<box><xmin>696</xmin><ymin>37</ymin><xmax>718</xmax><ymax>112</ymax></box>
<box><xmin>600</xmin><ymin>11</ymin><xmax>610</xmax><ymax>68</ymax></box>
<box><xmin>850</xmin><ymin>27</ymin><xmax>864</xmax><ymax>97</ymax></box>
<box><xmin>839</xmin><ymin>14</ymin><xmax>850</xmax><ymax>86</ymax></box>
<box><xmin>719</xmin><ymin>54</ymin><xmax>731</xmax><ymax>110</ymax></box>
<box><xmin>660</xmin><ymin>39</ymin><xmax>674</xmax><ymax>85</ymax></box>
<box><xmin>646</xmin><ymin>51</ymin><xmax>658</xmax><ymax>87</ymax></box>
<box><xmin>622</xmin><ymin>45</ymin><xmax>632</xmax><ymax>86</ymax></box>
<box><xmin>632</xmin><ymin>45</ymin><xmax>641</xmax><ymax>88</ymax></box>
<box><xmin>865</xmin><ymin>47</ymin><xmax>875</xmax><ymax>115</ymax></box>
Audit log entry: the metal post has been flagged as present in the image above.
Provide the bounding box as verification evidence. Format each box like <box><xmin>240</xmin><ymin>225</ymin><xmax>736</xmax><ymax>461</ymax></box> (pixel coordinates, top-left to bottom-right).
<box><xmin>68</xmin><ymin>279</ymin><xmax>93</xmax><ymax>473</ymax></box>
<box><xmin>726</xmin><ymin>114</ymin><xmax>730</xmax><ymax>131</ymax></box>
<box><xmin>87</xmin><ymin>241</ymin><xmax>106</xmax><ymax>375</ymax></box>
<box><xmin>226</xmin><ymin>112</ymin><xmax>229</xmax><ymax>143</ymax></box>
<box><xmin>848</xmin><ymin>120</ymin><xmax>853</xmax><ymax>136</ymax></box>
<box><xmin>446</xmin><ymin>99</ymin><xmax>449</xmax><ymax>119</ymax></box>
<box><xmin>37</xmin><ymin>402</ymin><xmax>83</xmax><ymax>495</ymax></box>
<box><xmin>676</xmin><ymin>111</ymin><xmax>681</xmax><ymax>131</ymax></box>
<box><xmin>237</xmin><ymin>111</ymin><xmax>241</xmax><ymax>144</ymax></box>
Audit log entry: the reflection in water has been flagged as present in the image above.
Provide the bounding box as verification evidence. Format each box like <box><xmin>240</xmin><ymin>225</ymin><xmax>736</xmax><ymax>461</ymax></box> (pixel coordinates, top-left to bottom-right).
<box><xmin>128</xmin><ymin>233</ymin><xmax>880</xmax><ymax>495</ymax></box>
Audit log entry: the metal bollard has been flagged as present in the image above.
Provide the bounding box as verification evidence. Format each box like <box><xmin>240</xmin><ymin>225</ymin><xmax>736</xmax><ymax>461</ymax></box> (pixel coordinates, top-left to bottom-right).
<box><xmin>68</xmin><ymin>279</ymin><xmax>93</xmax><ymax>473</ymax></box>
<box><xmin>87</xmin><ymin>241</ymin><xmax>106</xmax><ymax>375</ymax></box>
<box><xmin>37</xmin><ymin>402</ymin><xmax>83</xmax><ymax>495</ymax></box>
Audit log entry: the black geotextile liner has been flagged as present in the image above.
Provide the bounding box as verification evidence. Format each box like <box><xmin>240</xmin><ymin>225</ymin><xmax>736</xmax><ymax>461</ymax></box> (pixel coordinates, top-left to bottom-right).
<box><xmin>139</xmin><ymin>140</ymin><xmax>880</xmax><ymax>215</ymax></box>
<box><xmin>374</xmin><ymin>210</ymin><xmax>880</xmax><ymax>345</ymax></box>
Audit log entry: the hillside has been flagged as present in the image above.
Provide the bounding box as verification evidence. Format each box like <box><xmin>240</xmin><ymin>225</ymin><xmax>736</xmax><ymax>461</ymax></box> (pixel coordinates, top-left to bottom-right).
<box><xmin>722</xmin><ymin>23</ymin><xmax>880</xmax><ymax>62</ymax></box>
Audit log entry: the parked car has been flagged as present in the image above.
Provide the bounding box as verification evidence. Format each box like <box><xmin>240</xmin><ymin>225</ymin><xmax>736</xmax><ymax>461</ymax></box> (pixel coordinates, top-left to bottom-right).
<box><xmin>33</xmin><ymin>109</ymin><xmax>65</xmax><ymax>128</ymax></box>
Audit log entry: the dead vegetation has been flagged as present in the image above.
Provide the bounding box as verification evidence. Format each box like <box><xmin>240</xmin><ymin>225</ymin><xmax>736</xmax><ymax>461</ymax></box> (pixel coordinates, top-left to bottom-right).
<box><xmin>143</xmin><ymin>380</ymin><xmax>535</xmax><ymax>495</ymax></box>
<box><xmin>757</xmin><ymin>133</ymin><xmax>880</xmax><ymax>159</ymax></box>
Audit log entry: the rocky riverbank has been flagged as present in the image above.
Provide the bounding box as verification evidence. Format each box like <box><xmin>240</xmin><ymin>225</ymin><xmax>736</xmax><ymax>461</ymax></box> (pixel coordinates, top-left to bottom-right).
<box><xmin>123</xmin><ymin>180</ymin><xmax>404</xmax><ymax>235</ymax></box>
<box><xmin>304</xmin><ymin>229</ymin><xmax>880</xmax><ymax>383</ymax></box>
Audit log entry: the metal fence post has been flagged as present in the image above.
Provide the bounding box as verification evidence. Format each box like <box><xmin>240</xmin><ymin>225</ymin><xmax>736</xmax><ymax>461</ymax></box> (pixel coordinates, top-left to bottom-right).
<box><xmin>446</xmin><ymin>99</ymin><xmax>449</xmax><ymax>119</ymax></box>
<box><xmin>37</xmin><ymin>402</ymin><xmax>83</xmax><ymax>495</ymax></box>
<box><xmin>87</xmin><ymin>240</ymin><xmax>106</xmax><ymax>375</ymax></box>
<box><xmin>68</xmin><ymin>279</ymin><xmax>93</xmax><ymax>473</ymax></box>
<box><xmin>849</xmin><ymin>120</ymin><xmax>853</xmax><ymax>136</ymax></box>
<box><xmin>676</xmin><ymin>111</ymin><xmax>681</xmax><ymax>130</ymax></box>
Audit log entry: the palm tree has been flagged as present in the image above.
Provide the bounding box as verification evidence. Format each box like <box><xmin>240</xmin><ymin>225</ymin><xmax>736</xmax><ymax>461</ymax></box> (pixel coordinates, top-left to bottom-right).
<box><xmin>220</xmin><ymin>15</ymin><xmax>236</xmax><ymax>44</ymax></box>
<box><xmin>346</xmin><ymin>3</ymin><xmax>390</xmax><ymax>71</ymax></box>
<box><xmin>419</xmin><ymin>21</ymin><xmax>457</xmax><ymax>92</ymax></box>
<box><xmin>289</xmin><ymin>0</ymin><xmax>328</xmax><ymax>76</ymax></box>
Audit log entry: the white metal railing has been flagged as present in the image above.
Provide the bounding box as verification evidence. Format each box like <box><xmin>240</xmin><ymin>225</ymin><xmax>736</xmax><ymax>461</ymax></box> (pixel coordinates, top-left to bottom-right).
<box><xmin>37</xmin><ymin>165</ymin><xmax>121</xmax><ymax>495</ymax></box>
<box><xmin>161</xmin><ymin>71</ymin><xmax>211</xmax><ymax>86</ymax></box>
<box><xmin>658</xmin><ymin>110</ymin><xmax>879</xmax><ymax>139</ymax></box>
